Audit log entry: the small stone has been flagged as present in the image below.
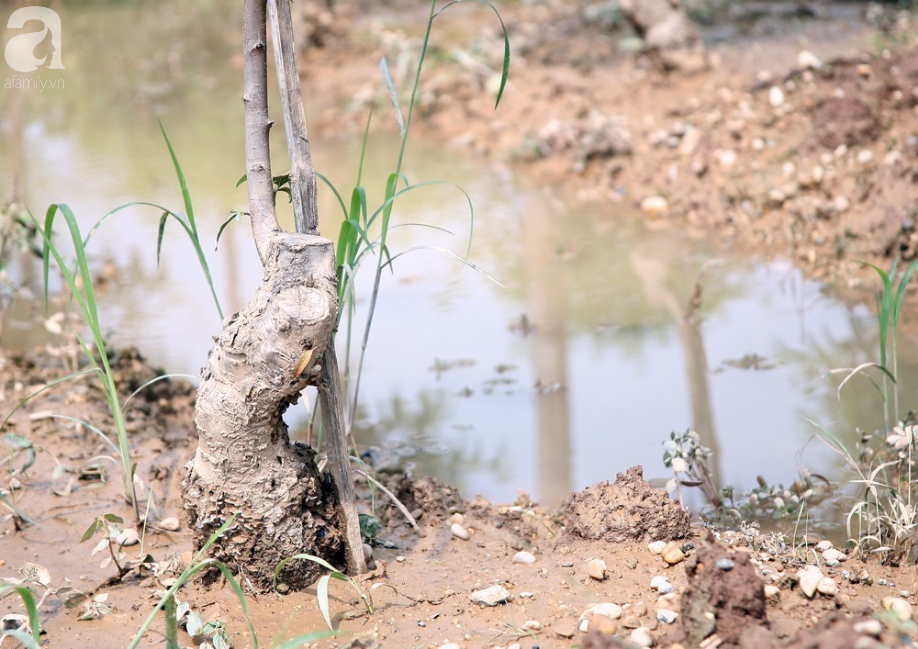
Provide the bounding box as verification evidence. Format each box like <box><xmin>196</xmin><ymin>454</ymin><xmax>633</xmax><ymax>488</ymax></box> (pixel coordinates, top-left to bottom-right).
<box><xmin>764</xmin><ymin>585</ymin><xmax>780</xmax><ymax>600</ymax></box>
<box><xmin>657</xmin><ymin>609</ymin><xmax>679</xmax><ymax>625</ymax></box>
<box><xmin>797</xmin><ymin>50</ymin><xmax>822</xmax><ymax>70</ymax></box>
<box><xmin>854</xmin><ymin>619</ymin><xmax>883</xmax><ymax>637</ymax></box>
<box><xmin>522</xmin><ymin>620</ymin><xmax>541</xmax><ymax>631</ymax></box>
<box><xmin>159</xmin><ymin>517</ymin><xmax>181</xmax><ymax>532</ymax></box>
<box><xmin>554</xmin><ymin>620</ymin><xmax>577</xmax><ymax>638</ymax></box>
<box><xmin>833</xmin><ymin>196</ymin><xmax>850</xmax><ymax>213</ymax></box>
<box><xmin>116</xmin><ymin>529</ymin><xmax>141</xmax><ymax>547</ymax></box>
<box><xmin>591</xmin><ymin>614</ymin><xmax>619</xmax><ymax>635</ymax></box>
<box><xmin>630</xmin><ymin>626</ymin><xmax>655</xmax><ymax>647</ymax></box>
<box><xmin>716</xmin><ymin>149</ymin><xmax>737</xmax><ymax>168</ymax></box>
<box><xmin>816</xmin><ymin>577</ymin><xmax>838</xmax><ymax>596</ymax></box>
<box><xmin>812</xmin><ymin>165</ymin><xmax>825</xmax><ymax>184</ymax></box>
<box><xmin>821</xmin><ymin>548</ymin><xmax>846</xmax><ymax>563</ymax></box>
<box><xmin>856</xmin><ymin>149</ymin><xmax>875</xmax><ymax>165</ymax></box>
<box><xmin>650</xmin><ymin>576</ymin><xmax>670</xmax><ymax>591</ymax></box>
<box><xmin>450</xmin><ymin>512</ymin><xmax>465</xmax><ymax>525</ymax></box>
<box><xmin>797</xmin><ymin>566</ymin><xmax>824</xmax><ymax>599</ymax></box>
<box><xmin>622</xmin><ymin>615</ymin><xmax>641</xmax><ymax>629</ymax></box>
<box><xmin>470</xmin><ymin>585</ymin><xmax>512</xmax><ymax>607</ymax></box>
<box><xmin>512</xmin><ymin>551</ymin><xmax>536</xmax><ymax>564</ymax></box>
<box><xmin>769</xmin><ymin>86</ymin><xmax>785</xmax><ymax>108</ymax></box>
<box><xmin>520</xmin><ymin>591</ymin><xmax>534</xmax><ymax>599</ymax></box>
<box><xmin>579</xmin><ymin>618</ymin><xmax>590</xmax><ymax>633</ymax></box>
<box><xmin>752</xmin><ymin>137</ymin><xmax>766</xmax><ymax>151</ymax></box>
<box><xmin>587</xmin><ymin>558</ymin><xmax>607</xmax><ymax>581</ymax></box>
<box><xmin>640</xmin><ymin>196</ymin><xmax>670</xmax><ymax>218</ymax></box>
<box><xmin>661</xmin><ymin>542</ymin><xmax>685</xmax><ymax>565</ymax></box>
<box><xmin>396</xmin><ymin>555</ymin><xmax>406</xmax><ymax>563</ymax></box>
<box><xmin>679</xmin><ymin>129</ymin><xmax>702</xmax><ymax>157</ymax></box>
<box><xmin>647</xmin><ymin>541</ymin><xmax>667</xmax><ymax>555</ymax></box>
<box><xmin>581</xmin><ymin>603</ymin><xmax>623</xmax><ymax>621</ymax></box>
<box><xmin>363</xmin><ymin>543</ymin><xmax>373</xmax><ymax>562</ymax></box>
<box><xmin>715</xmin><ymin>558</ymin><xmax>735</xmax><ymax>571</ymax></box>
<box><xmin>857</xmin><ymin>63</ymin><xmax>872</xmax><ymax>77</ymax></box>
<box><xmin>884</xmin><ymin>150</ymin><xmax>902</xmax><ymax>166</ymax></box>
<box><xmin>437</xmin><ymin>643</ymin><xmax>460</xmax><ymax>649</ymax></box>
<box><xmin>883</xmin><ymin>596</ymin><xmax>914</xmax><ymax>622</ymax></box>
<box><xmin>451</xmin><ymin>523</ymin><xmax>470</xmax><ymax>540</ymax></box>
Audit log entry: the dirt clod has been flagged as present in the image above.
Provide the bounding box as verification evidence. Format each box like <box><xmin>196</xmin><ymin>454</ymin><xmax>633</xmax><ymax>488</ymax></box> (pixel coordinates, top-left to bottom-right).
<box><xmin>563</xmin><ymin>466</ymin><xmax>691</xmax><ymax>543</ymax></box>
<box><xmin>676</xmin><ymin>533</ymin><xmax>768</xmax><ymax>649</ymax></box>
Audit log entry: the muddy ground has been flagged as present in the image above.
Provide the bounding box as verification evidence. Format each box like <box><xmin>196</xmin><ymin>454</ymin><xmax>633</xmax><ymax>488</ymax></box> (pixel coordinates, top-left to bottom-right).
<box><xmin>2</xmin><ymin>348</ymin><xmax>917</xmax><ymax>648</ymax></box>
<box><xmin>5</xmin><ymin>2</ymin><xmax>918</xmax><ymax>648</ymax></box>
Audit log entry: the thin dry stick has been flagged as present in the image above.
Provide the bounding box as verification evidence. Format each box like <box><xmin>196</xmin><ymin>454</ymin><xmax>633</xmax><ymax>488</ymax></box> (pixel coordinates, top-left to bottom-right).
<box><xmin>267</xmin><ymin>0</ymin><xmax>366</xmax><ymax>575</ymax></box>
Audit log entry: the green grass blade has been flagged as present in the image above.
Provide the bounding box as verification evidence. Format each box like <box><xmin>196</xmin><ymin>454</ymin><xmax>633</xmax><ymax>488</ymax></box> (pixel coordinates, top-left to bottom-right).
<box><xmin>158</xmin><ymin>120</ymin><xmax>197</xmax><ymax>236</ymax></box>
<box><xmin>121</xmin><ymin>373</ymin><xmax>197</xmax><ymax>414</ymax></box>
<box><xmin>212</xmin><ymin>563</ymin><xmax>259</xmax><ymax>649</ymax></box>
<box><xmin>127</xmin><ymin>515</ymin><xmax>237</xmax><ymax>649</ymax></box>
<box><xmin>433</xmin><ymin>1</ymin><xmax>510</xmax><ymax>108</ymax></box>
<box><xmin>0</xmin><ymin>629</ymin><xmax>40</xmax><ymax>648</ymax></box>
<box><xmin>316</xmin><ymin>574</ymin><xmax>332</xmax><ymax>630</ymax></box>
<box><xmin>317</xmin><ymin>172</ymin><xmax>349</xmax><ymax>220</ymax></box>
<box><xmin>0</xmin><ymin>585</ymin><xmax>41</xmax><ymax>645</ymax></box>
<box><xmin>893</xmin><ymin>257</ymin><xmax>918</xmax><ymax>324</ymax></box>
<box><xmin>156</xmin><ymin>212</ymin><xmax>169</xmax><ymax>267</ymax></box>
<box><xmin>379</xmin><ymin>57</ymin><xmax>405</xmax><ymax>138</ymax></box>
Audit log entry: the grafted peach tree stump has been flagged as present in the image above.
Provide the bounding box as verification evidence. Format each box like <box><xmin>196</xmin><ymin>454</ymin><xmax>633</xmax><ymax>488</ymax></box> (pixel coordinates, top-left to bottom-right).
<box><xmin>183</xmin><ymin>0</ymin><xmax>364</xmax><ymax>588</ymax></box>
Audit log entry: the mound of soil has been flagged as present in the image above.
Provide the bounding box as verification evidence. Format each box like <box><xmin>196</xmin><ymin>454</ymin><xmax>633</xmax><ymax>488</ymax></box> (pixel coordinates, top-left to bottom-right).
<box><xmin>562</xmin><ymin>465</ymin><xmax>691</xmax><ymax>543</ymax></box>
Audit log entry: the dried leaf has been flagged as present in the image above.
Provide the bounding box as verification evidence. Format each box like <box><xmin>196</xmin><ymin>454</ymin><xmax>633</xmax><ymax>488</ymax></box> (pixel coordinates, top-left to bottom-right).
<box><xmin>293</xmin><ymin>348</ymin><xmax>315</xmax><ymax>379</ymax></box>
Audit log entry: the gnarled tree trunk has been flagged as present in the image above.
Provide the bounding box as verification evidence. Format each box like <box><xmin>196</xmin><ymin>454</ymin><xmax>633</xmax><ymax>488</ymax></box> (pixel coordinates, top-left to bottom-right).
<box><xmin>184</xmin><ymin>233</ymin><xmax>343</xmax><ymax>588</ymax></box>
<box><xmin>182</xmin><ymin>0</ymin><xmax>353</xmax><ymax>589</ymax></box>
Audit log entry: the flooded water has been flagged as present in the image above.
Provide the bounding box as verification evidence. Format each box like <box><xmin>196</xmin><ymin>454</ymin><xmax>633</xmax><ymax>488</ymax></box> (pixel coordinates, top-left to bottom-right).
<box><xmin>2</xmin><ymin>2</ymin><xmax>916</xmax><ymax>527</ymax></box>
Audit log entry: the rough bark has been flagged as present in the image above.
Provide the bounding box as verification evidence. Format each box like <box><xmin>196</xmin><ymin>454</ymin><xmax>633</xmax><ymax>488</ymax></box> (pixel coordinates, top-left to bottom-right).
<box><xmin>183</xmin><ymin>0</ymin><xmax>346</xmax><ymax>589</ymax></box>
<box><xmin>267</xmin><ymin>0</ymin><xmax>366</xmax><ymax>575</ymax></box>
<box><xmin>184</xmin><ymin>232</ymin><xmax>343</xmax><ymax>588</ymax></box>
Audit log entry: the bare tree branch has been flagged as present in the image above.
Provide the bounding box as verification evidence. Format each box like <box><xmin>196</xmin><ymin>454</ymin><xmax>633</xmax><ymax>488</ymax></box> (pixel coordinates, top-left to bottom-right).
<box><xmin>267</xmin><ymin>0</ymin><xmax>320</xmax><ymax>236</ymax></box>
<box><xmin>243</xmin><ymin>0</ymin><xmax>281</xmax><ymax>264</ymax></box>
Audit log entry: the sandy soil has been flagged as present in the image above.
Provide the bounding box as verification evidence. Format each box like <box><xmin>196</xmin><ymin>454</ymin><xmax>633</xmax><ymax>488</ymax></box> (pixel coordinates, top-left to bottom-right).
<box><xmin>5</xmin><ymin>3</ymin><xmax>918</xmax><ymax>649</ymax></box>
<box><xmin>2</xmin><ymin>347</ymin><xmax>917</xmax><ymax>648</ymax></box>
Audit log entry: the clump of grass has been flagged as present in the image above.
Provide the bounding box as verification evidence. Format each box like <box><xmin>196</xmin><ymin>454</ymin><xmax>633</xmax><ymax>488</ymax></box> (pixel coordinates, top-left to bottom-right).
<box><xmin>325</xmin><ymin>0</ymin><xmax>508</xmax><ymax>430</ymax></box>
<box><xmin>2</xmin><ymin>125</ymin><xmax>222</xmax><ymax>523</ymax></box>
<box><xmin>814</xmin><ymin>257</ymin><xmax>918</xmax><ymax>561</ymax></box>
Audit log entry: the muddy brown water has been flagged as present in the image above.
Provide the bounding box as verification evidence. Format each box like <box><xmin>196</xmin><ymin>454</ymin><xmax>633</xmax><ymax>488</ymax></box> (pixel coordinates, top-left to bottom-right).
<box><xmin>2</xmin><ymin>2</ymin><xmax>917</xmax><ymax>528</ymax></box>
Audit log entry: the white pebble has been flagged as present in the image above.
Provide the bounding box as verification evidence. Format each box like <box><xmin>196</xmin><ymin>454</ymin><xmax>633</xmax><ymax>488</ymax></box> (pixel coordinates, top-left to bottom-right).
<box><xmin>159</xmin><ymin>517</ymin><xmax>181</xmax><ymax>532</ymax></box>
<box><xmin>883</xmin><ymin>596</ymin><xmax>914</xmax><ymax>622</ymax></box>
<box><xmin>522</xmin><ymin>620</ymin><xmax>541</xmax><ymax>631</ymax></box>
<box><xmin>587</xmin><ymin>558</ymin><xmax>607</xmax><ymax>581</ymax></box>
<box><xmin>857</xmin><ymin>150</ymin><xmax>875</xmax><ymax>165</ymax></box>
<box><xmin>470</xmin><ymin>585</ymin><xmax>512</xmax><ymax>607</ymax></box>
<box><xmin>630</xmin><ymin>626</ymin><xmax>655</xmax><ymax>647</ymax></box>
<box><xmin>854</xmin><ymin>619</ymin><xmax>883</xmax><ymax>637</ymax></box>
<box><xmin>647</xmin><ymin>541</ymin><xmax>667</xmax><ymax>555</ymax></box>
<box><xmin>657</xmin><ymin>609</ymin><xmax>679</xmax><ymax>625</ymax></box>
<box><xmin>580</xmin><ymin>603</ymin><xmax>623</xmax><ymax>620</ymax></box>
<box><xmin>451</xmin><ymin>523</ymin><xmax>470</xmax><ymax>540</ymax></box>
<box><xmin>816</xmin><ymin>577</ymin><xmax>838</xmax><ymax>596</ymax></box>
<box><xmin>821</xmin><ymin>548</ymin><xmax>846</xmax><ymax>563</ymax></box>
<box><xmin>512</xmin><ymin>551</ymin><xmax>536</xmax><ymax>564</ymax></box>
<box><xmin>769</xmin><ymin>86</ymin><xmax>785</xmax><ymax>107</ymax></box>
<box><xmin>797</xmin><ymin>50</ymin><xmax>822</xmax><ymax>70</ymax></box>
<box><xmin>640</xmin><ymin>196</ymin><xmax>670</xmax><ymax>218</ymax></box>
<box><xmin>116</xmin><ymin>529</ymin><xmax>141</xmax><ymax>547</ymax></box>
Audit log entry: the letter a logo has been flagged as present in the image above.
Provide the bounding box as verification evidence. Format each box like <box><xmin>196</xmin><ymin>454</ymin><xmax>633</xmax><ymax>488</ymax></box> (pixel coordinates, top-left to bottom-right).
<box><xmin>5</xmin><ymin>7</ymin><xmax>65</xmax><ymax>72</ymax></box>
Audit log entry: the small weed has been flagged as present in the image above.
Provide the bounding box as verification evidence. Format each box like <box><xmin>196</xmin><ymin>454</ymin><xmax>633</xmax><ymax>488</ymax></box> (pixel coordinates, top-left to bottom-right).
<box><xmin>274</xmin><ymin>554</ymin><xmax>400</xmax><ymax>631</ymax></box>
<box><xmin>663</xmin><ymin>429</ymin><xmax>829</xmax><ymax>524</ymax></box>
<box><xmin>813</xmin><ymin>257</ymin><xmax>918</xmax><ymax>560</ymax></box>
